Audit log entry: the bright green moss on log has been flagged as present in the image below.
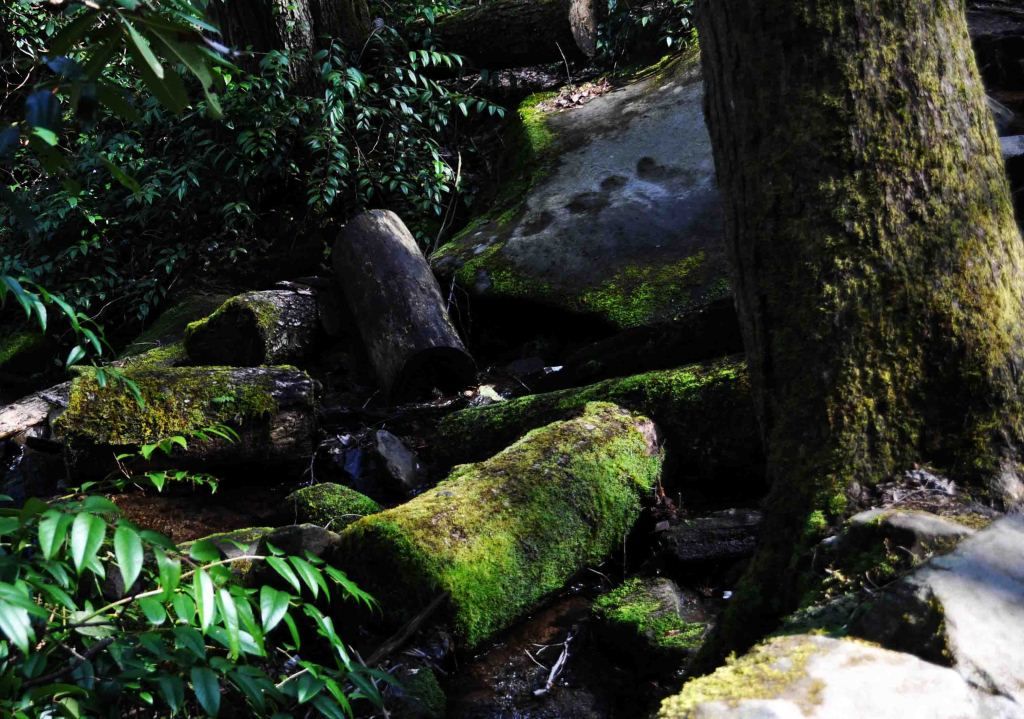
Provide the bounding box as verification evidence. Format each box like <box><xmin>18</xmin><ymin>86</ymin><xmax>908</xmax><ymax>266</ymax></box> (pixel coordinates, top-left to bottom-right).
<box><xmin>336</xmin><ymin>402</ymin><xmax>663</xmax><ymax>647</ymax></box>
<box><xmin>0</xmin><ymin>331</ymin><xmax>46</xmax><ymax>370</ymax></box>
<box><xmin>436</xmin><ymin>358</ymin><xmax>761</xmax><ymax>497</ymax></box>
<box><xmin>284</xmin><ymin>483</ymin><xmax>381</xmax><ymax>529</ymax></box>
<box><xmin>54</xmin><ymin>366</ymin><xmax>301</xmax><ymax>445</ymax></box>
<box><xmin>121</xmin><ymin>294</ymin><xmax>228</xmax><ymax>359</ymax></box>
<box><xmin>694</xmin><ymin>0</ymin><xmax>1024</xmax><ymax>664</ymax></box>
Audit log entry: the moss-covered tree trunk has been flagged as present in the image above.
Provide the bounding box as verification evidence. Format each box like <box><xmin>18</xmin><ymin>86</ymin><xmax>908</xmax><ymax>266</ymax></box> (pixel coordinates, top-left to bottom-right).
<box><xmin>694</xmin><ymin>0</ymin><xmax>1024</xmax><ymax>663</ymax></box>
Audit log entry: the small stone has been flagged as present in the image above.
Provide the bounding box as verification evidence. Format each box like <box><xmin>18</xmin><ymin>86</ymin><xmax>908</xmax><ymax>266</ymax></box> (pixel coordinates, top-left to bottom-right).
<box><xmin>375</xmin><ymin>429</ymin><xmax>422</xmax><ymax>493</ymax></box>
<box><xmin>658</xmin><ymin>508</ymin><xmax>762</xmax><ymax>567</ymax></box>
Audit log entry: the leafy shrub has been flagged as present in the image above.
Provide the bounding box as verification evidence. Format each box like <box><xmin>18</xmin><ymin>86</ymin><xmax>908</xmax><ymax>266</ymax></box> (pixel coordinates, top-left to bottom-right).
<box><xmin>596</xmin><ymin>0</ymin><xmax>696</xmax><ymax>66</ymax></box>
<box><xmin>0</xmin><ymin>493</ymin><xmax>381</xmax><ymax>718</ymax></box>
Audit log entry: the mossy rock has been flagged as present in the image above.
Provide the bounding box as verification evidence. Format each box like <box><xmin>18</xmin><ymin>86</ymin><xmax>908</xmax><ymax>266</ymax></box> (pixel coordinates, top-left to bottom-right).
<box><xmin>437</xmin><ymin>358</ymin><xmax>762</xmax><ymax>502</ymax></box>
<box><xmin>0</xmin><ymin>331</ymin><xmax>47</xmax><ymax>369</ymax></box>
<box><xmin>335</xmin><ymin>402</ymin><xmax>663</xmax><ymax>648</ymax></box>
<box><xmin>658</xmin><ymin>634</ymin><xmax>986</xmax><ymax>718</ymax></box>
<box><xmin>592</xmin><ymin>577</ymin><xmax>708</xmax><ymax>673</ymax></box>
<box><xmin>284</xmin><ymin>483</ymin><xmax>381</xmax><ymax>530</ymax></box>
<box><xmin>387</xmin><ymin>664</ymin><xmax>446</xmax><ymax>719</ymax></box>
<box><xmin>431</xmin><ymin>51</ymin><xmax>728</xmax><ymax>331</ymax></box>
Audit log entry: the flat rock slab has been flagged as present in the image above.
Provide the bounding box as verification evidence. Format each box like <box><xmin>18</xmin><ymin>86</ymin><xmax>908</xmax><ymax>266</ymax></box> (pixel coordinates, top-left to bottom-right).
<box><xmin>659</xmin><ymin>634</ymin><xmax>1018</xmax><ymax>718</ymax></box>
<box><xmin>432</xmin><ymin>52</ymin><xmax>729</xmax><ymax>330</ymax></box>
<box><xmin>854</xmin><ymin>514</ymin><xmax>1024</xmax><ymax>708</ymax></box>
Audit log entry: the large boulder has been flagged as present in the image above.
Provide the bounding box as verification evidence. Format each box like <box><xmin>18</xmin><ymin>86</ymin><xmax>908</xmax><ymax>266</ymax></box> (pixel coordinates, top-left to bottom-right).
<box><xmin>851</xmin><ymin>514</ymin><xmax>1024</xmax><ymax>708</ymax></box>
<box><xmin>658</xmin><ymin>634</ymin><xmax>1016</xmax><ymax>718</ymax></box>
<box><xmin>432</xmin><ymin>51</ymin><xmax>729</xmax><ymax>331</ymax></box>
<box><xmin>334</xmin><ymin>402</ymin><xmax>663</xmax><ymax>647</ymax></box>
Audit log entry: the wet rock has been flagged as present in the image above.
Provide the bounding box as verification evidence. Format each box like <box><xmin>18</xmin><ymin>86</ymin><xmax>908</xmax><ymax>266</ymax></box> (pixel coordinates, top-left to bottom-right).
<box><xmin>283</xmin><ymin>483</ymin><xmax>381</xmax><ymax>530</ymax></box>
<box><xmin>432</xmin><ymin>52</ymin><xmax>729</xmax><ymax>332</ymax></box>
<box><xmin>375</xmin><ymin>429</ymin><xmax>422</xmax><ymax>493</ymax></box>
<box><xmin>851</xmin><ymin>514</ymin><xmax>1024</xmax><ymax>708</ymax></box>
<box><xmin>335</xmin><ymin>402</ymin><xmax>663</xmax><ymax>648</ymax></box>
<box><xmin>437</xmin><ymin>359</ymin><xmax>763</xmax><ymax>504</ymax></box>
<box><xmin>657</xmin><ymin>509</ymin><xmax>762</xmax><ymax>568</ymax></box>
<box><xmin>659</xmin><ymin>634</ymin><xmax>1012</xmax><ymax>718</ymax></box>
<box><xmin>592</xmin><ymin>577</ymin><xmax>708</xmax><ymax>674</ymax></box>
<box><xmin>970</xmin><ymin>2</ymin><xmax>1024</xmax><ymax>97</ymax></box>
<box><xmin>843</xmin><ymin>508</ymin><xmax>975</xmax><ymax>560</ymax></box>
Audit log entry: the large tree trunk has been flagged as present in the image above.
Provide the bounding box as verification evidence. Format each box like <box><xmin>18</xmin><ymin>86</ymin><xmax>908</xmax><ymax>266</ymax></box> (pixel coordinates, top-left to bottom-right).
<box><xmin>431</xmin><ymin>0</ymin><xmax>601</xmax><ymax>69</ymax></box>
<box><xmin>693</xmin><ymin>0</ymin><xmax>1024</xmax><ymax>665</ymax></box>
<box><xmin>207</xmin><ymin>0</ymin><xmax>371</xmax><ymax>89</ymax></box>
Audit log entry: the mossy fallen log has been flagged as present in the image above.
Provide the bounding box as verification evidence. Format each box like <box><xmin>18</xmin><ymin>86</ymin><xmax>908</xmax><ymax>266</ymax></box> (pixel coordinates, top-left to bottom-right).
<box><xmin>334</xmin><ymin>402</ymin><xmax>662</xmax><ymax>647</ymax></box>
<box><xmin>54</xmin><ymin>366</ymin><xmax>316</xmax><ymax>474</ymax></box>
<box><xmin>120</xmin><ymin>293</ymin><xmax>229</xmax><ymax>366</ymax></box>
<box><xmin>183</xmin><ymin>289</ymin><xmax>321</xmax><ymax>366</ymax></box>
<box><xmin>436</xmin><ymin>358</ymin><xmax>762</xmax><ymax>501</ymax></box>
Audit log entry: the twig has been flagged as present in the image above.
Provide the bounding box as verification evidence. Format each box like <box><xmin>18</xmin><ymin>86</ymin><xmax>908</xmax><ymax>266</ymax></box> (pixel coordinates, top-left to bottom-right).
<box><xmin>533</xmin><ymin>630</ymin><xmax>573</xmax><ymax>696</ymax></box>
<box><xmin>23</xmin><ymin>637</ymin><xmax>115</xmax><ymax>688</ymax></box>
<box><xmin>365</xmin><ymin>593</ymin><xmax>448</xmax><ymax>667</ymax></box>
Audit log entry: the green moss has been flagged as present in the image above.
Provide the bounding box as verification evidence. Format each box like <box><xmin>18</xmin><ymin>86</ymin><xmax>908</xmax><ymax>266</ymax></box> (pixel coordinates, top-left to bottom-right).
<box><xmin>338</xmin><ymin>402</ymin><xmax>662</xmax><ymax>647</ymax></box>
<box><xmin>285</xmin><ymin>483</ymin><xmax>381</xmax><ymax>530</ymax></box>
<box><xmin>54</xmin><ymin>366</ymin><xmax>289</xmax><ymax>445</ymax></box>
<box><xmin>184</xmin><ymin>292</ymin><xmax>281</xmax><ymax>348</ymax></box>
<box><xmin>436</xmin><ymin>358</ymin><xmax>758</xmax><ymax>484</ymax></box>
<box><xmin>121</xmin><ymin>341</ymin><xmax>187</xmax><ymax>369</ymax></box>
<box><xmin>393</xmin><ymin>667</ymin><xmax>446</xmax><ymax>719</ymax></box>
<box><xmin>659</xmin><ymin>636</ymin><xmax>823</xmax><ymax>718</ymax></box>
<box><xmin>121</xmin><ymin>294</ymin><xmax>228</xmax><ymax>358</ymax></box>
<box><xmin>593</xmin><ymin>578</ymin><xmax>706</xmax><ymax>652</ymax></box>
<box><xmin>0</xmin><ymin>331</ymin><xmax>45</xmax><ymax>369</ymax></box>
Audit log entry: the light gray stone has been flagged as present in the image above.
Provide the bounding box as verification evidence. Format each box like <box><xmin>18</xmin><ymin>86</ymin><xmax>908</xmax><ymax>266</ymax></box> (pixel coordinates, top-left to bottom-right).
<box><xmin>846</xmin><ymin>508</ymin><xmax>974</xmax><ymax>558</ymax></box>
<box><xmin>659</xmin><ymin>634</ymin><xmax>1018</xmax><ymax>719</ymax></box>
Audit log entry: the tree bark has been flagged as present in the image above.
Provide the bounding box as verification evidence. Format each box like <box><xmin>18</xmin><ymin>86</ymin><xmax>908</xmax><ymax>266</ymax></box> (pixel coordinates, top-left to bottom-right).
<box><xmin>184</xmin><ymin>289</ymin><xmax>322</xmax><ymax>366</ymax></box>
<box><xmin>333</xmin><ymin>210</ymin><xmax>476</xmax><ymax>400</ymax></box>
<box><xmin>694</xmin><ymin>0</ymin><xmax>1024</xmax><ymax>665</ymax></box>
<box><xmin>206</xmin><ymin>0</ymin><xmax>371</xmax><ymax>89</ymax></box>
<box><xmin>431</xmin><ymin>0</ymin><xmax>601</xmax><ymax>69</ymax></box>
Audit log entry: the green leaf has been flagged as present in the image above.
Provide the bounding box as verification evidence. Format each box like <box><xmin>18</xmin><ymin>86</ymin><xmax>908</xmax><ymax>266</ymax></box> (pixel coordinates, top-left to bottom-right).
<box><xmin>0</xmin><ymin>602</ymin><xmax>32</xmax><ymax>654</ymax></box>
<box><xmin>289</xmin><ymin>556</ymin><xmax>323</xmax><ymax>599</ymax></box>
<box><xmin>259</xmin><ymin>586</ymin><xmax>290</xmax><ymax>633</ymax></box>
<box><xmin>100</xmin><ymin>156</ymin><xmax>142</xmax><ymax>194</ymax></box>
<box><xmin>38</xmin><ymin>510</ymin><xmax>72</xmax><ymax>560</ymax></box>
<box><xmin>295</xmin><ymin>673</ymin><xmax>324</xmax><ymax>704</ymax></box>
<box><xmin>70</xmin><ymin>513</ymin><xmax>105</xmax><ymax>573</ymax></box>
<box><xmin>114</xmin><ymin>524</ymin><xmax>144</xmax><ymax>590</ymax></box>
<box><xmin>120</xmin><ymin>18</ymin><xmax>164</xmax><ymax>80</ymax></box>
<box><xmin>194</xmin><ymin>568</ymin><xmax>216</xmax><ymax>632</ymax></box>
<box><xmin>139</xmin><ymin>597</ymin><xmax>166</xmax><ymax>625</ymax></box>
<box><xmin>157</xmin><ymin>675</ymin><xmax>185</xmax><ymax>715</ymax></box>
<box><xmin>265</xmin><ymin>556</ymin><xmax>301</xmax><ymax>593</ymax></box>
<box><xmin>189</xmin><ymin>539</ymin><xmax>220</xmax><ymax>562</ymax></box>
<box><xmin>216</xmin><ymin>588</ymin><xmax>240</xmax><ymax>659</ymax></box>
<box><xmin>173</xmin><ymin>625</ymin><xmax>206</xmax><ymax>659</ymax></box>
<box><xmin>48</xmin><ymin>10</ymin><xmax>99</xmax><ymax>54</ymax></box>
<box><xmin>191</xmin><ymin>666</ymin><xmax>220</xmax><ymax>717</ymax></box>
<box><xmin>155</xmin><ymin>548</ymin><xmax>181</xmax><ymax>598</ymax></box>
<box><xmin>82</xmin><ymin>495</ymin><xmax>119</xmax><ymax>515</ymax></box>
<box><xmin>66</xmin><ymin>345</ymin><xmax>86</xmax><ymax>368</ymax></box>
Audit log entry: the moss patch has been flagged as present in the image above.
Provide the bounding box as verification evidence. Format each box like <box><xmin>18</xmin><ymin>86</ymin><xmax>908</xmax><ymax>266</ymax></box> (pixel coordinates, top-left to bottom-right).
<box><xmin>593</xmin><ymin>578</ymin><xmax>706</xmax><ymax>652</ymax></box>
<box><xmin>0</xmin><ymin>331</ymin><xmax>46</xmax><ymax>370</ymax></box>
<box><xmin>659</xmin><ymin>636</ymin><xmax>824</xmax><ymax>718</ymax></box>
<box><xmin>337</xmin><ymin>402</ymin><xmax>662</xmax><ymax>647</ymax></box>
<box><xmin>121</xmin><ymin>294</ymin><xmax>228</xmax><ymax>358</ymax></box>
<box><xmin>285</xmin><ymin>483</ymin><xmax>381</xmax><ymax>530</ymax></box>
<box><xmin>121</xmin><ymin>341</ymin><xmax>188</xmax><ymax>369</ymax></box>
<box><xmin>54</xmin><ymin>366</ymin><xmax>289</xmax><ymax>445</ymax></box>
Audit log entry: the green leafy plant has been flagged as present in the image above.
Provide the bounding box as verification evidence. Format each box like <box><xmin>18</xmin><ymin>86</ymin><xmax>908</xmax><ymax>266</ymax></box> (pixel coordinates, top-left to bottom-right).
<box><xmin>596</xmin><ymin>0</ymin><xmax>696</xmax><ymax>66</ymax></box>
<box><xmin>0</xmin><ymin>494</ymin><xmax>382</xmax><ymax>718</ymax></box>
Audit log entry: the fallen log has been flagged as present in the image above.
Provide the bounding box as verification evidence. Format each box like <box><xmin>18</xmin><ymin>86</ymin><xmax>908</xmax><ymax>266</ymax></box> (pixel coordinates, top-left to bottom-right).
<box><xmin>0</xmin><ymin>382</ymin><xmax>70</xmax><ymax>442</ymax></box>
<box><xmin>333</xmin><ymin>210</ymin><xmax>475</xmax><ymax>400</ymax></box>
<box><xmin>183</xmin><ymin>289</ymin><xmax>321</xmax><ymax>366</ymax></box>
<box><xmin>436</xmin><ymin>358</ymin><xmax>764</xmax><ymax>504</ymax></box>
<box><xmin>53</xmin><ymin>366</ymin><xmax>316</xmax><ymax>476</ymax></box>
<box><xmin>431</xmin><ymin>0</ymin><xmax>602</xmax><ymax>69</ymax></box>
<box><xmin>334</xmin><ymin>402</ymin><xmax>662</xmax><ymax>647</ymax></box>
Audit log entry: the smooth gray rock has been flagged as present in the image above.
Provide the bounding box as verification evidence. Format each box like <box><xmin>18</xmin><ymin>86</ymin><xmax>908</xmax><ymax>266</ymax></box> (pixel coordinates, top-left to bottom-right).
<box><xmin>853</xmin><ymin>514</ymin><xmax>1024</xmax><ymax>708</ymax></box>
<box><xmin>375</xmin><ymin>429</ymin><xmax>421</xmax><ymax>493</ymax></box>
<box><xmin>659</xmin><ymin>634</ymin><xmax>1019</xmax><ymax>719</ymax></box>
<box><xmin>432</xmin><ymin>52</ymin><xmax>729</xmax><ymax>331</ymax></box>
